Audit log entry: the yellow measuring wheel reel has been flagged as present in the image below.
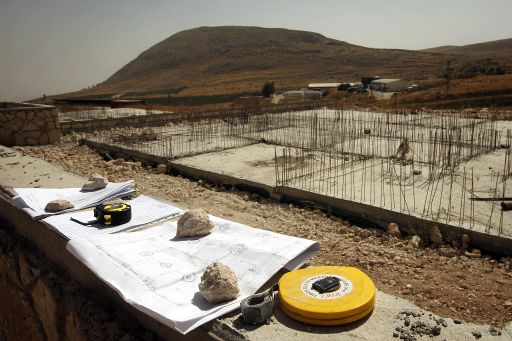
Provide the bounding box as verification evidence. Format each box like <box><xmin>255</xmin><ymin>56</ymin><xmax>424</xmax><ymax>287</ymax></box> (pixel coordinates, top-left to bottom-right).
<box><xmin>278</xmin><ymin>266</ymin><xmax>376</xmax><ymax>325</ymax></box>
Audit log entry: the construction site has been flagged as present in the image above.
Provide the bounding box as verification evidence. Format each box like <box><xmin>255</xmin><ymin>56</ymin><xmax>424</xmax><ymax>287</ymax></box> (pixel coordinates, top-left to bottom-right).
<box><xmin>77</xmin><ymin>107</ymin><xmax>512</xmax><ymax>242</ymax></box>
<box><xmin>4</xmin><ymin>4</ymin><xmax>512</xmax><ymax>338</ymax></box>
<box><xmin>2</xmin><ymin>102</ymin><xmax>512</xmax><ymax>341</ymax></box>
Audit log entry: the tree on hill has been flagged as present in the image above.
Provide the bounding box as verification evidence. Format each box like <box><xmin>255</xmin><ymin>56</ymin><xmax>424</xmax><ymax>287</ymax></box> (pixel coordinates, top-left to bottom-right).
<box><xmin>262</xmin><ymin>81</ymin><xmax>275</xmax><ymax>98</ymax></box>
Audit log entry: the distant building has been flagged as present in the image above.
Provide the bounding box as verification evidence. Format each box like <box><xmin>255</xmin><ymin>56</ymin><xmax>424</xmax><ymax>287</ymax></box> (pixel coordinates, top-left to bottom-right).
<box><xmin>283</xmin><ymin>90</ymin><xmax>322</xmax><ymax>99</ymax></box>
<box><xmin>370</xmin><ymin>79</ymin><xmax>412</xmax><ymax>92</ymax></box>
<box><xmin>308</xmin><ymin>83</ymin><xmax>341</xmax><ymax>90</ymax></box>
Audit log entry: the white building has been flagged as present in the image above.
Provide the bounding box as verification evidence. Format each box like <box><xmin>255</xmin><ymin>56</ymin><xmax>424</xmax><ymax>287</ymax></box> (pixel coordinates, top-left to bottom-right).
<box><xmin>370</xmin><ymin>79</ymin><xmax>412</xmax><ymax>92</ymax></box>
<box><xmin>283</xmin><ymin>90</ymin><xmax>322</xmax><ymax>99</ymax></box>
<box><xmin>308</xmin><ymin>83</ymin><xmax>341</xmax><ymax>90</ymax></box>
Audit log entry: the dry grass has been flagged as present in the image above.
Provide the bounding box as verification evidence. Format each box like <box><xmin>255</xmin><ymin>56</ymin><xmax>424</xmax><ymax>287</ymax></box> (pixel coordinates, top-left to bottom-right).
<box><xmin>379</xmin><ymin>74</ymin><xmax>512</xmax><ymax>110</ymax></box>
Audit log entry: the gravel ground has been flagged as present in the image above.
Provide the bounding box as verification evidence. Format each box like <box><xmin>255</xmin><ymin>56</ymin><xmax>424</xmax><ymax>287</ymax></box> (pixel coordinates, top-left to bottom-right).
<box><xmin>15</xmin><ymin>144</ymin><xmax>512</xmax><ymax>329</ymax></box>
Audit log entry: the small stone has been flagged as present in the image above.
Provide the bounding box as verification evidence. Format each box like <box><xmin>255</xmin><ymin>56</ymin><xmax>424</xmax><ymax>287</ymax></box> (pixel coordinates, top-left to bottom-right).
<box><xmin>44</xmin><ymin>199</ymin><xmax>74</xmax><ymax>212</ymax></box>
<box><xmin>465</xmin><ymin>251</ymin><xmax>481</xmax><ymax>259</ymax></box>
<box><xmin>504</xmin><ymin>301</ymin><xmax>512</xmax><ymax>307</ymax></box>
<box><xmin>393</xmin><ymin>332</ymin><xmax>399</xmax><ymax>338</ymax></box>
<box><xmin>387</xmin><ymin>223</ymin><xmax>402</xmax><ymax>238</ymax></box>
<box><xmin>199</xmin><ymin>263</ymin><xmax>239</xmax><ymax>304</ymax></box>
<box><xmin>176</xmin><ymin>209</ymin><xmax>214</xmax><ymax>237</ymax></box>
<box><xmin>389</xmin><ymin>279</ymin><xmax>397</xmax><ymax>286</ymax></box>
<box><xmin>112</xmin><ymin>158</ymin><xmax>124</xmax><ymax>165</ymax></box>
<box><xmin>489</xmin><ymin>326</ymin><xmax>500</xmax><ymax>336</ymax></box>
<box><xmin>439</xmin><ymin>247</ymin><xmax>458</xmax><ymax>257</ymax></box>
<box><xmin>453</xmin><ymin>319</ymin><xmax>463</xmax><ymax>324</ymax></box>
<box><xmin>353</xmin><ymin>235</ymin><xmax>362</xmax><ymax>242</ymax></box>
<box><xmin>472</xmin><ymin>331</ymin><xmax>482</xmax><ymax>339</ymax></box>
<box><xmin>155</xmin><ymin>164</ymin><xmax>167</xmax><ymax>174</ymax></box>
<box><xmin>406</xmin><ymin>283</ymin><xmax>412</xmax><ymax>289</ymax></box>
<box><xmin>430</xmin><ymin>226</ymin><xmax>443</xmax><ymax>246</ymax></box>
<box><xmin>404</xmin><ymin>317</ymin><xmax>411</xmax><ymax>326</ymax></box>
<box><xmin>81</xmin><ymin>174</ymin><xmax>108</xmax><ymax>191</ymax></box>
<box><xmin>410</xmin><ymin>235</ymin><xmax>421</xmax><ymax>248</ymax></box>
<box><xmin>461</xmin><ymin>234</ymin><xmax>470</xmax><ymax>251</ymax></box>
<box><xmin>122</xmin><ymin>161</ymin><xmax>142</xmax><ymax>169</ymax></box>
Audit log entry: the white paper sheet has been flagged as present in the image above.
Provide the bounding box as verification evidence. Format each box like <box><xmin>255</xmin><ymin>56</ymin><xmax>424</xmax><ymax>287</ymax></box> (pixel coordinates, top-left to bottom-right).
<box><xmin>13</xmin><ymin>181</ymin><xmax>134</xmax><ymax>219</ymax></box>
<box><xmin>67</xmin><ymin>215</ymin><xmax>320</xmax><ymax>334</ymax></box>
<box><xmin>42</xmin><ymin>195</ymin><xmax>184</xmax><ymax>240</ymax></box>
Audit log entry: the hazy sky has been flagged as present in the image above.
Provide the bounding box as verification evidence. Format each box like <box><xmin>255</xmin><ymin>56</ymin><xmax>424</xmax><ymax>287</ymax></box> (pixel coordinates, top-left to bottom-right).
<box><xmin>1</xmin><ymin>0</ymin><xmax>511</xmax><ymax>101</ymax></box>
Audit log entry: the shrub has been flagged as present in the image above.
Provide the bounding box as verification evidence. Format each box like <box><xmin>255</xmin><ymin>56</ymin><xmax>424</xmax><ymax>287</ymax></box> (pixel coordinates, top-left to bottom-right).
<box><xmin>261</xmin><ymin>81</ymin><xmax>275</xmax><ymax>98</ymax></box>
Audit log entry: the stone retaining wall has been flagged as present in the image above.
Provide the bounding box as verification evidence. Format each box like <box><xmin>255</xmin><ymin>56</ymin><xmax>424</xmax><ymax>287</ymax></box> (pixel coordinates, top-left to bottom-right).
<box><xmin>0</xmin><ymin>102</ymin><xmax>60</xmax><ymax>146</ymax></box>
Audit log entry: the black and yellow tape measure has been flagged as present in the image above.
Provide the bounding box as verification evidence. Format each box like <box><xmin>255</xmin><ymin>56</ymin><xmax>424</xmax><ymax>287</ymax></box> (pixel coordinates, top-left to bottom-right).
<box><xmin>93</xmin><ymin>203</ymin><xmax>132</xmax><ymax>225</ymax></box>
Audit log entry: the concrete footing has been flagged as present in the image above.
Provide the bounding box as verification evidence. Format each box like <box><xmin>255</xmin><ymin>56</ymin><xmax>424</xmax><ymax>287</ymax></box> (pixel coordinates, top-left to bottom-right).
<box><xmin>80</xmin><ymin>139</ymin><xmax>512</xmax><ymax>256</ymax></box>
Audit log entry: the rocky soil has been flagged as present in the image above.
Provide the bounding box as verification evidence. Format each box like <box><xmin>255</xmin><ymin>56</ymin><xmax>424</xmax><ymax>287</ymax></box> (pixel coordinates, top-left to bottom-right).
<box><xmin>15</xmin><ymin>144</ymin><xmax>512</xmax><ymax>329</ymax></box>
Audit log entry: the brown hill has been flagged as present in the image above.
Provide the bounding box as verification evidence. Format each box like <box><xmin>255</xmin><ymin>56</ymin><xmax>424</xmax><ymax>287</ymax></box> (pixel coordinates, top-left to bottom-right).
<box><xmin>64</xmin><ymin>26</ymin><xmax>502</xmax><ymax>100</ymax></box>
<box><xmin>422</xmin><ymin>37</ymin><xmax>512</xmax><ymax>57</ymax></box>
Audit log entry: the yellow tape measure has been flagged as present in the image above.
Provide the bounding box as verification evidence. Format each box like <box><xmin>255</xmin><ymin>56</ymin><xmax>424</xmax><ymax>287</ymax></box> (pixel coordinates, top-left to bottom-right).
<box><xmin>278</xmin><ymin>266</ymin><xmax>376</xmax><ymax>325</ymax></box>
<box><xmin>94</xmin><ymin>203</ymin><xmax>132</xmax><ymax>225</ymax></box>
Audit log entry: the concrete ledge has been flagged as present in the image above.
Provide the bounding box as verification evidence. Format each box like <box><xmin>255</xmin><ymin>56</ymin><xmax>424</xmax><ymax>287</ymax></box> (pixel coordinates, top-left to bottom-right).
<box><xmin>0</xmin><ymin>146</ymin><xmax>217</xmax><ymax>340</ymax></box>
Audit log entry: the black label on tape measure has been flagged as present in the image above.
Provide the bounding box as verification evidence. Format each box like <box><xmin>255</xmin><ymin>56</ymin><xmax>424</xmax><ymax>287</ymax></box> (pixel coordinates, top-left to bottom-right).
<box><xmin>312</xmin><ymin>276</ymin><xmax>341</xmax><ymax>293</ymax></box>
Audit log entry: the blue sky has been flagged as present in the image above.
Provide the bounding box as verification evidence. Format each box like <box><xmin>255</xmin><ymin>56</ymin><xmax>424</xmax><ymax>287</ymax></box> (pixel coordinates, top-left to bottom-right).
<box><xmin>1</xmin><ymin>0</ymin><xmax>511</xmax><ymax>100</ymax></box>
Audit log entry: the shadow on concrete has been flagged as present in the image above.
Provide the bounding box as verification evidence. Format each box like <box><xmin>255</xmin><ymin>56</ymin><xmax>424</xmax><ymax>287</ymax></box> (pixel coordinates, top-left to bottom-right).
<box><xmin>231</xmin><ymin>314</ymin><xmax>268</xmax><ymax>332</ymax></box>
<box><xmin>272</xmin><ymin>301</ymin><xmax>374</xmax><ymax>335</ymax></box>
